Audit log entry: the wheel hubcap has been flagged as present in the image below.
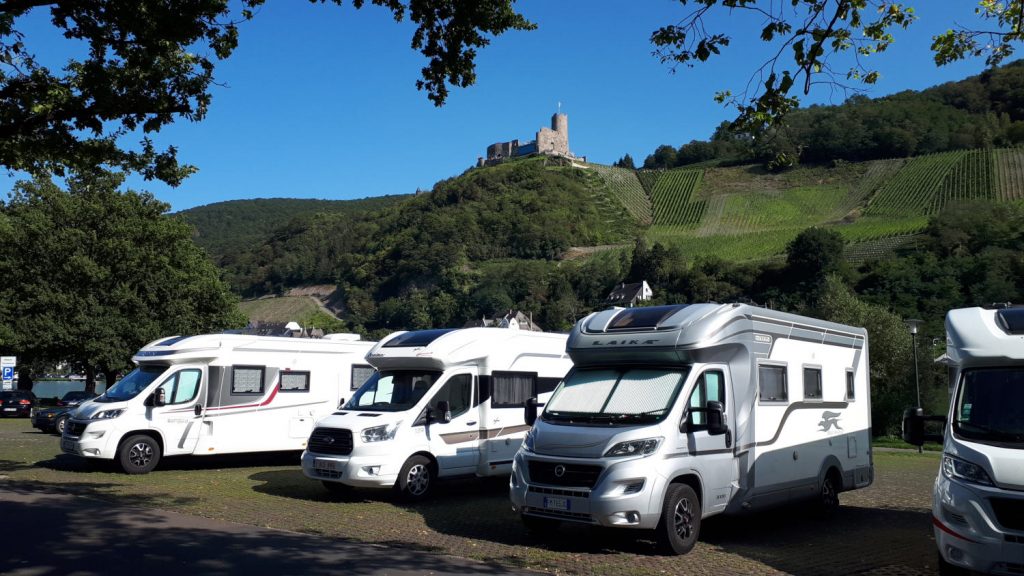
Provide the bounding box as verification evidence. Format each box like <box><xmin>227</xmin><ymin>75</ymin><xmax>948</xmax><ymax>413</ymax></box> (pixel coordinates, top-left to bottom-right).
<box><xmin>129</xmin><ymin>443</ymin><xmax>153</xmax><ymax>467</ymax></box>
<box><xmin>822</xmin><ymin>479</ymin><xmax>837</xmax><ymax>506</ymax></box>
<box><xmin>407</xmin><ymin>464</ymin><xmax>429</xmax><ymax>495</ymax></box>
<box><xmin>673</xmin><ymin>497</ymin><xmax>693</xmax><ymax>540</ymax></box>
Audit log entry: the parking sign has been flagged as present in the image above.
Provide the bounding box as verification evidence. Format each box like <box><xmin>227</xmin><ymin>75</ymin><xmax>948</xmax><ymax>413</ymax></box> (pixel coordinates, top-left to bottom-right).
<box><xmin>1</xmin><ymin>356</ymin><xmax>15</xmax><ymax>390</ymax></box>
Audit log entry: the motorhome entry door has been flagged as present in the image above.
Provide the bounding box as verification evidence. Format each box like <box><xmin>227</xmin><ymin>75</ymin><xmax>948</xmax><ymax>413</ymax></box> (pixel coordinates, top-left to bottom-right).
<box><xmin>425</xmin><ymin>370</ymin><xmax>479</xmax><ymax>476</ymax></box>
<box><xmin>150</xmin><ymin>367</ymin><xmax>205</xmax><ymax>456</ymax></box>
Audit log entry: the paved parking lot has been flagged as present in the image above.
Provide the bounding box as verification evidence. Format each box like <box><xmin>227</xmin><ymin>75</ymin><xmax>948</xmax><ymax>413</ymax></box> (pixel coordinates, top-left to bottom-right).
<box><xmin>0</xmin><ymin>419</ymin><xmax>942</xmax><ymax>575</ymax></box>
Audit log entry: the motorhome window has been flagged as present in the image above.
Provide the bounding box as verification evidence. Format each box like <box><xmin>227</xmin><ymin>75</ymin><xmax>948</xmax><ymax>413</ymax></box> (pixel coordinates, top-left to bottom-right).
<box><xmin>280</xmin><ymin>371</ymin><xmax>310</xmax><ymax>392</ymax></box>
<box><xmin>995</xmin><ymin>307</ymin><xmax>1024</xmax><ymax>334</ymax></box>
<box><xmin>953</xmin><ymin>367</ymin><xmax>1024</xmax><ymax>445</ymax></box>
<box><xmin>492</xmin><ymin>372</ymin><xmax>536</xmax><ymax>408</ymax></box>
<box><xmin>232</xmin><ymin>366</ymin><xmax>265</xmax><ymax>394</ymax></box>
<box><xmin>689</xmin><ymin>370</ymin><xmax>725</xmax><ymax>427</ymax></box>
<box><xmin>347</xmin><ymin>370</ymin><xmax>440</xmax><ymax>412</ymax></box>
<box><xmin>846</xmin><ymin>370</ymin><xmax>856</xmax><ymax>400</ymax></box>
<box><xmin>430</xmin><ymin>374</ymin><xmax>472</xmax><ymax>419</ymax></box>
<box><xmin>803</xmin><ymin>367</ymin><xmax>823</xmax><ymax>400</ymax></box>
<box><xmin>607</xmin><ymin>304</ymin><xmax>687</xmax><ymax>331</ymax></box>
<box><xmin>381</xmin><ymin>328</ymin><xmax>457</xmax><ymax>348</ymax></box>
<box><xmin>351</xmin><ymin>364</ymin><xmax>375</xmax><ymax>392</ymax></box>
<box><xmin>158</xmin><ymin>369</ymin><xmax>201</xmax><ymax>405</ymax></box>
<box><xmin>98</xmin><ymin>366</ymin><xmax>166</xmax><ymax>402</ymax></box>
<box><xmin>758</xmin><ymin>364</ymin><xmax>788</xmax><ymax>403</ymax></box>
<box><xmin>544</xmin><ymin>368</ymin><xmax>688</xmax><ymax>424</ymax></box>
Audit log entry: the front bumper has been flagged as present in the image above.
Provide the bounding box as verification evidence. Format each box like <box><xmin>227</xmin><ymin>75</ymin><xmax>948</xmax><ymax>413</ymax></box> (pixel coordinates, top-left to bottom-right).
<box><xmin>510</xmin><ymin>450</ymin><xmax>666</xmax><ymax>530</ymax></box>
<box><xmin>300</xmin><ymin>450</ymin><xmax>403</xmax><ymax>489</ymax></box>
<box><xmin>932</xmin><ymin>473</ymin><xmax>1024</xmax><ymax>575</ymax></box>
<box><xmin>61</xmin><ymin>420</ymin><xmax>117</xmax><ymax>459</ymax></box>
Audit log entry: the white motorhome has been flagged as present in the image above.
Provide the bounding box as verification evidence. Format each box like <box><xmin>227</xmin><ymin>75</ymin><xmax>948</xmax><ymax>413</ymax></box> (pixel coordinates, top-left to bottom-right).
<box><xmin>904</xmin><ymin>305</ymin><xmax>1024</xmax><ymax>575</ymax></box>
<box><xmin>301</xmin><ymin>327</ymin><xmax>572</xmax><ymax>500</ymax></box>
<box><xmin>61</xmin><ymin>333</ymin><xmax>376</xmax><ymax>474</ymax></box>
<box><xmin>510</xmin><ymin>303</ymin><xmax>873</xmax><ymax>554</ymax></box>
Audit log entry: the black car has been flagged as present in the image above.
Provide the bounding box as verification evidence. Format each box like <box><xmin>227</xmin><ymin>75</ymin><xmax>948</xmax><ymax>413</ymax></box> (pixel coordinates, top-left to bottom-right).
<box><xmin>32</xmin><ymin>390</ymin><xmax>96</xmax><ymax>434</ymax></box>
<box><xmin>1</xmin><ymin>390</ymin><xmax>37</xmax><ymax>418</ymax></box>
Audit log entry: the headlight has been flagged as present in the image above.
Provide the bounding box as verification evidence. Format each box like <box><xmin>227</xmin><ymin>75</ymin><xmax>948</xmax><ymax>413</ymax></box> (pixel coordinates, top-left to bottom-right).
<box><xmin>361</xmin><ymin>421</ymin><xmax>401</xmax><ymax>443</ymax></box>
<box><xmin>92</xmin><ymin>409</ymin><xmax>125</xmax><ymax>420</ymax></box>
<box><xmin>604</xmin><ymin>437</ymin><xmax>663</xmax><ymax>458</ymax></box>
<box><xmin>942</xmin><ymin>454</ymin><xmax>993</xmax><ymax>486</ymax></box>
<box><xmin>522</xmin><ymin>428</ymin><xmax>536</xmax><ymax>453</ymax></box>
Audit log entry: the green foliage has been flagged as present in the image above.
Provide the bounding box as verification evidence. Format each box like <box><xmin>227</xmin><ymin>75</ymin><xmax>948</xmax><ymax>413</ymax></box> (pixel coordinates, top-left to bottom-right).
<box><xmin>0</xmin><ymin>173</ymin><xmax>245</xmax><ymax>386</ymax></box>
<box><xmin>586</xmin><ymin>164</ymin><xmax>652</xmax><ymax>224</ymax></box>
<box><xmin>650</xmin><ymin>168</ymin><xmax>706</xmax><ymax>226</ymax></box>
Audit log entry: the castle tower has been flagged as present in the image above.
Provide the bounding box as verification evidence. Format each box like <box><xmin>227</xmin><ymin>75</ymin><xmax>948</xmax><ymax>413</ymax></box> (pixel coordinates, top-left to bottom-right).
<box><xmin>537</xmin><ymin>112</ymin><xmax>570</xmax><ymax>157</ymax></box>
<box><xmin>552</xmin><ymin>113</ymin><xmax>568</xmax><ymax>140</ymax></box>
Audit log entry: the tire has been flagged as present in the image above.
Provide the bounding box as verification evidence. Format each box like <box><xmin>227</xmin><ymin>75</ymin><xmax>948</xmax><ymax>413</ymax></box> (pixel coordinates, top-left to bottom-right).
<box><xmin>655</xmin><ymin>483</ymin><xmax>701</xmax><ymax>555</ymax></box>
<box><xmin>394</xmin><ymin>455</ymin><xmax>433</xmax><ymax>502</ymax></box>
<box><xmin>117</xmin><ymin>434</ymin><xmax>161</xmax><ymax>474</ymax></box>
<box><xmin>521</xmin><ymin>514</ymin><xmax>560</xmax><ymax>535</ymax></box>
<box><xmin>817</xmin><ymin>469</ymin><xmax>841</xmax><ymax>515</ymax></box>
<box><xmin>54</xmin><ymin>415</ymin><xmax>68</xmax><ymax>436</ymax></box>
<box><xmin>322</xmin><ymin>481</ymin><xmax>352</xmax><ymax>498</ymax></box>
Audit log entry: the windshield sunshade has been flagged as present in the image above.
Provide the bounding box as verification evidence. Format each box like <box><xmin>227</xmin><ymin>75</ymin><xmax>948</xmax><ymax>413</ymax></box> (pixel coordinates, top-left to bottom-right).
<box><xmin>544</xmin><ymin>368</ymin><xmax>688</xmax><ymax>423</ymax></box>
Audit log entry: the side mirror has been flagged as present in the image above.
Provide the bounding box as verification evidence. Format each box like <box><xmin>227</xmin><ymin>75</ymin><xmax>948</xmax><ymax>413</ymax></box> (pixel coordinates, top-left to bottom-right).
<box><xmin>146</xmin><ymin>387</ymin><xmax>166</xmax><ymax>407</ymax></box>
<box><xmin>902</xmin><ymin>406</ymin><xmax>946</xmax><ymax>446</ymax></box>
<box><xmin>524</xmin><ymin>397</ymin><xmax>538</xmax><ymax>426</ymax></box>
<box><xmin>706</xmin><ymin>401</ymin><xmax>728</xmax><ymax>436</ymax></box>
<box><xmin>435</xmin><ymin>400</ymin><xmax>452</xmax><ymax>424</ymax></box>
<box><xmin>338</xmin><ymin>398</ymin><xmax>346</xmax><ymax>409</ymax></box>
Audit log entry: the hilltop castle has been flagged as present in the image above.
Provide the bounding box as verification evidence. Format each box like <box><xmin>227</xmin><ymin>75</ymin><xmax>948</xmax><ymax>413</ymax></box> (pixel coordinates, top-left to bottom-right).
<box><xmin>477</xmin><ymin>112</ymin><xmax>582</xmax><ymax>167</ymax></box>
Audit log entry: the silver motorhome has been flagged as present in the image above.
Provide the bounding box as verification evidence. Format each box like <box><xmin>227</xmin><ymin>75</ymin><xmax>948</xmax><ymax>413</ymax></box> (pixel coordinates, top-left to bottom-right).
<box><xmin>904</xmin><ymin>305</ymin><xmax>1024</xmax><ymax>575</ymax></box>
<box><xmin>510</xmin><ymin>303</ymin><xmax>873</xmax><ymax>554</ymax></box>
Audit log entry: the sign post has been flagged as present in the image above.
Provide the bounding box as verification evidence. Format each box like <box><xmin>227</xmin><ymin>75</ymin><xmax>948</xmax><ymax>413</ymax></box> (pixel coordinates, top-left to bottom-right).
<box><xmin>1</xmin><ymin>356</ymin><xmax>16</xmax><ymax>391</ymax></box>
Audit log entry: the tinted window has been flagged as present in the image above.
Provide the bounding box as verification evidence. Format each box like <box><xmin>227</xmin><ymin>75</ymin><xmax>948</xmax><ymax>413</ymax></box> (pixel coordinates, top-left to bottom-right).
<box><xmin>803</xmin><ymin>367</ymin><xmax>822</xmax><ymax>400</ymax></box>
<box><xmin>381</xmin><ymin>329</ymin><xmax>457</xmax><ymax>348</ymax></box>
<box><xmin>758</xmin><ymin>364</ymin><xmax>788</xmax><ymax>402</ymax></box>
<box><xmin>846</xmin><ymin>370</ymin><xmax>856</xmax><ymax>400</ymax></box>
<box><xmin>607</xmin><ymin>305</ymin><xmax>687</xmax><ymax>330</ymax></box>
<box><xmin>232</xmin><ymin>366</ymin><xmax>264</xmax><ymax>394</ymax></box>
<box><xmin>431</xmin><ymin>374</ymin><xmax>472</xmax><ymax>419</ymax></box>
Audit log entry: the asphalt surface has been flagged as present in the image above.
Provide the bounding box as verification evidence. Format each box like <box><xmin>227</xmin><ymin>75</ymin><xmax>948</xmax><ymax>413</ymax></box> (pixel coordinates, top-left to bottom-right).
<box><xmin>0</xmin><ymin>485</ymin><xmax>540</xmax><ymax>576</ymax></box>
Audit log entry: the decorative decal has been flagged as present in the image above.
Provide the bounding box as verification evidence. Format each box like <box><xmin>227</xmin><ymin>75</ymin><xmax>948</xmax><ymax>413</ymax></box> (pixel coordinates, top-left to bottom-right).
<box><xmin>818</xmin><ymin>411</ymin><xmax>843</xmax><ymax>432</ymax></box>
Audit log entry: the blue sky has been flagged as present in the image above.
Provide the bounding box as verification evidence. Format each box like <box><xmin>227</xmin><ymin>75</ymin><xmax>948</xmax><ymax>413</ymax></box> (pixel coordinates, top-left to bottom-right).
<box><xmin>4</xmin><ymin>1</ymin><xmax>993</xmax><ymax>211</ymax></box>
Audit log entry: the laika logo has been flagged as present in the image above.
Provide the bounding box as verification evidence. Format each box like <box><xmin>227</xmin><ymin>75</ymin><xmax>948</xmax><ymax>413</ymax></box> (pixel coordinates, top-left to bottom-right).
<box><xmin>818</xmin><ymin>411</ymin><xmax>843</xmax><ymax>432</ymax></box>
<box><xmin>553</xmin><ymin>464</ymin><xmax>566</xmax><ymax>478</ymax></box>
<box><xmin>591</xmin><ymin>339</ymin><xmax>658</xmax><ymax>346</ymax></box>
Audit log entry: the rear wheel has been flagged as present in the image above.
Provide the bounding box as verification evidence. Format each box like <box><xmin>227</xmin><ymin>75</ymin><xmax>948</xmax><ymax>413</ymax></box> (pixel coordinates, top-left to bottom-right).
<box><xmin>395</xmin><ymin>455</ymin><xmax>433</xmax><ymax>502</ymax></box>
<box><xmin>655</xmin><ymin>483</ymin><xmax>701</xmax><ymax>555</ymax></box>
<box><xmin>817</xmin><ymin>469</ymin><xmax>841</xmax><ymax>515</ymax></box>
<box><xmin>117</xmin><ymin>434</ymin><xmax>161</xmax><ymax>474</ymax></box>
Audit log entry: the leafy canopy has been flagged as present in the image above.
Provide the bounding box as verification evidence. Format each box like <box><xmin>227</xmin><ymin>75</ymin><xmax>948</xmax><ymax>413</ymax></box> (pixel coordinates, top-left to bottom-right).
<box><xmin>0</xmin><ymin>0</ymin><xmax>533</xmax><ymax>185</ymax></box>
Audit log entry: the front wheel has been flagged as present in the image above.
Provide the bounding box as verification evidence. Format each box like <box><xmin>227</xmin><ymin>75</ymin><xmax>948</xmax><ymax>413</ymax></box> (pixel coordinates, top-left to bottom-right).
<box><xmin>655</xmin><ymin>483</ymin><xmax>701</xmax><ymax>555</ymax></box>
<box><xmin>117</xmin><ymin>434</ymin><xmax>161</xmax><ymax>474</ymax></box>
<box><xmin>54</xmin><ymin>415</ymin><xmax>68</xmax><ymax>436</ymax></box>
<box><xmin>394</xmin><ymin>455</ymin><xmax>433</xmax><ymax>502</ymax></box>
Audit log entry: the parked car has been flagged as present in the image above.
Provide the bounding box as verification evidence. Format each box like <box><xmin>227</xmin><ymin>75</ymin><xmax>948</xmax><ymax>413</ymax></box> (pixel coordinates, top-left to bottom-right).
<box><xmin>32</xmin><ymin>391</ymin><xmax>96</xmax><ymax>434</ymax></box>
<box><xmin>1</xmin><ymin>390</ymin><xmax>37</xmax><ymax>418</ymax></box>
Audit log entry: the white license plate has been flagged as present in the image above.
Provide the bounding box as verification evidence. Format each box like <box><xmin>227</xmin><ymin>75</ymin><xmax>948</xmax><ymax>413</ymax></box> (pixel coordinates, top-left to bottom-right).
<box><xmin>543</xmin><ymin>497</ymin><xmax>570</xmax><ymax>511</ymax></box>
<box><xmin>314</xmin><ymin>458</ymin><xmax>337</xmax><ymax>472</ymax></box>
<box><xmin>61</xmin><ymin>438</ymin><xmax>76</xmax><ymax>453</ymax></box>
<box><xmin>3</xmin><ymin>408</ymin><xmax>16</xmax><ymax>412</ymax></box>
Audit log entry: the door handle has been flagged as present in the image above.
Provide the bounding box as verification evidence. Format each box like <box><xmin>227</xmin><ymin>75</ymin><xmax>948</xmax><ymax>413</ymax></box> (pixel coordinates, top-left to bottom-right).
<box><xmin>194</xmin><ymin>404</ymin><xmax>203</xmax><ymax>417</ymax></box>
<box><xmin>466</xmin><ymin>421</ymin><xmax>477</xmax><ymax>426</ymax></box>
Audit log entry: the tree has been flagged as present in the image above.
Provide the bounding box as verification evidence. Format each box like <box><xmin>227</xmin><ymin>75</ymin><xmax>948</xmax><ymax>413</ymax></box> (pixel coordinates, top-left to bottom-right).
<box><xmin>0</xmin><ymin>0</ymin><xmax>534</xmax><ymax>185</ymax></box>
<box><xmin>650</xmin><ymin>1</ymin><xmax>1023</xmax><ymax>133</ymax></box>
<box><xmin>786</xmin><ymin>227</ymin><xmax>846</xmax><ymax>296</ymax></box>
<box><xmin>613</xmin><ymin>154</ymin><xmax>636</xmax><ymax>169</ymax></box>
<box><xmin>0</xmin><ymin>172</ymin><xmax>246</xmax><ymax>390</ymax></box>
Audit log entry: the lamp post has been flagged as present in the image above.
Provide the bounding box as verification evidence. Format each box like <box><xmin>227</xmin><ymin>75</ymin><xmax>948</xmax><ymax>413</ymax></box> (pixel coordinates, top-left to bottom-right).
<box><xmin>905</xmin><ymin>319</ymin><xmax>923</xmax><ymax>409</ymax></box>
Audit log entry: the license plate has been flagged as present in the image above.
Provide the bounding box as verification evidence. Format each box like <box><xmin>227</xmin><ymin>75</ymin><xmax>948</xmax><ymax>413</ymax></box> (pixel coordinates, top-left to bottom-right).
<box><xmin>61</xmin><ymin>438</ymin><xmax>76</xmax><ymax>453</ymax></box>
<box><xmin>3</xmin><ymin>408</ymin><xmax>16</xmax><ymax>412</ymax></box>
<box><xmin>314</xmin><ymin>458</ymin><xmax>337</xmax><ymax>472</ymax></box>
<box><xmin>543</xmin><ymin>497</ymin><xmax>570</xmax><ymax>511</ymax></box>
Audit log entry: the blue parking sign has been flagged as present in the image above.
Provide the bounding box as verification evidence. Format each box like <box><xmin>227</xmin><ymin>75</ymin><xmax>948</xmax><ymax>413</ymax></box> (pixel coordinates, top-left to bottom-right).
<box><xmin>1</xmin><ymin>366</ymin><xmax>12</xmax><ymax>380</ymax></box>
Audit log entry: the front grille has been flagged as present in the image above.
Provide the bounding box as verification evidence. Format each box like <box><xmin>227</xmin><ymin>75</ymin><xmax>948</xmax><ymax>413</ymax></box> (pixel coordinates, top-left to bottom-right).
<box><xmin>991</xmin><ymin>497</ymin><xmax>1024</xmax><ymax>531</ymax></box>
<box><xmin>527</xmin><ymin>460</ymin><xmax>603</xmax><ymax>488</ymax></box>
<box><xmin>312</xmin><ymin>468</ymin><xmax>342</xmax><ymax>479</ymax></box>
<box><xmin>528</xmin><ymin>485</ymin><xmax>591</xmax><ymax>499</ymax></box>
<box><xmin>66</xmin><ymin>421</ymin><xmax>87</xmax><ymax>437</ymax></box>
<box><xmin>307</xmin><ymin>427</ymin><xmax>353</xmax><ymax>456</ymax></box>
<box><xmin>522</xmin><ymin>506</ymin><xmax>594</xmax><ymax>523</ymax></box>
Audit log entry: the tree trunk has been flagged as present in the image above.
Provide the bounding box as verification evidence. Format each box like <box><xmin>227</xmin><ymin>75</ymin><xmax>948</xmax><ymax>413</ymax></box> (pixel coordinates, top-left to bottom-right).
<box><xmin>16</xmin><ymin>367</ymin><xmax>33</xmax><ymax>392</ymax></box>
<box><xmin>101</xmin><ymin>368</ymin><xmax>117</xmax><ymax>390</ymax></box>
<box><xmin>84</xmin><ymin>364</ymin><xmax>96</xmax><ymax>394</ymax></box>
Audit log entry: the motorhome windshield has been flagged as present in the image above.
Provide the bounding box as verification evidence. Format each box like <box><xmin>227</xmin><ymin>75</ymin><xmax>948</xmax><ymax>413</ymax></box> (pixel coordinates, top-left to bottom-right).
<box><xmin>953</xmin><ymin>367</ymin><xmax>1024</xmax><ymax>447</ymax></box>
<box><xmin>346</xmin><ymin>370</ymin><xmax>442</xmax><ymax>412</ymax></box>
<box><xmin>96</xmin><ymin>366</ymin><xmax>167</xmax><ymax>403</ymax></box>
<box><xmin>542</xmin><ymin>367</ymin><xmax>689</xmax><ymax>425</ymax></box>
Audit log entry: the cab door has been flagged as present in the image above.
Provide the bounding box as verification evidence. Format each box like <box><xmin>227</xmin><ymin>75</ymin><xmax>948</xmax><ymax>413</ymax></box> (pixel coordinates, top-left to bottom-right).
<box><xmin>424</xmin><ymin>371</ymin><xmax>479</xmax><ymax>476</ymax></box>
<box><xmin>683</xmin><ymin>367</ymin><xmax>736</xmax><ymax>514</ymax></box>
<box><xmin>150</xmin><ymin>367</ymin><xmax>205</xmax><ymax>456</ymax></box>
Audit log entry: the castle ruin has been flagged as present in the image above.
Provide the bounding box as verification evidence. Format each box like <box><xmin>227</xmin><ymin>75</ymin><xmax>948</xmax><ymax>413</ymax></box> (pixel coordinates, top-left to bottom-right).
<box><xmin>478</xmin><ymin>112</ymin><xmax>582</xmax><ymax>167</ymax></box>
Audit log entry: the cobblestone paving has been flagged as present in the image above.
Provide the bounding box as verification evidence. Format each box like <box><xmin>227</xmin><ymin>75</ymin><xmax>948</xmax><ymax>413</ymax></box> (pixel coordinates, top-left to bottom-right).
<box><xmin>0</xmin><ymin>420</ymin><xmax>942</xmax><ymax>575</ymax></box>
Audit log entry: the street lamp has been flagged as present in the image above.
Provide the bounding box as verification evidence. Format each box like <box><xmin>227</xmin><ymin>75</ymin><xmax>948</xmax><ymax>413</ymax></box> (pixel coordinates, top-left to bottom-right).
<box><xmin>905</xmin><ymin>319</ymin><xmax>923</xmax><ymax>409</ymax></box>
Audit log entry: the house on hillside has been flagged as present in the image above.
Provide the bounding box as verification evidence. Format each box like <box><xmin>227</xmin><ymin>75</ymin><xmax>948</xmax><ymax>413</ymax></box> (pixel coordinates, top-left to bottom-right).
<box><xmin>604</xmin><ymin>281</ymin><xmax>653</xmax><ymax>308</ymax></box>
<box><xmin>464</xmin><ymin>310</ymin><xmax>543</xmax><ymax>332</ymax></box>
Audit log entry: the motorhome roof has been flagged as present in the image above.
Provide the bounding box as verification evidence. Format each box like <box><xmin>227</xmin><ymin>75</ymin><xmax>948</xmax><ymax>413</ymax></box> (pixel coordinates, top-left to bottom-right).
<box><xmin>366</xmin><ymin>327</ymin><xmax>568</xmax><ymax>371</ymax></box>
<box><xmin>946</xmin><ymin>306</ymin><xmax>1024</xmax><ymax>366</ymax></box>
<box><xmin>132</xmin><ymin>333</ymin><xmax>373</xmax><ymax>363</ymax></box>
